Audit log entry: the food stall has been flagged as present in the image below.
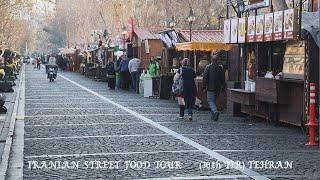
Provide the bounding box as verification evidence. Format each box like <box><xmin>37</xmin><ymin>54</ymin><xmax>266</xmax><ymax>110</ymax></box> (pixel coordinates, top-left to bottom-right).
<box><xmin>175</xmin><ymin>30</ymin><xmax>233</xmax><ymax>109</ymax></box>
<box><xmin>226</xmin><ymin>7</ymin><xmax>320</xmax><ymax>126</ymax></box>
<box><xmin>158</xmin><ymin>29</ymin><xmax>183</xmax><ymax>99</ymax></box>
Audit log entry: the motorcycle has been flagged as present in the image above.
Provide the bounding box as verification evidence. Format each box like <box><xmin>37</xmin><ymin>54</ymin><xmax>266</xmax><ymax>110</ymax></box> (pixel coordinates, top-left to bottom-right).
<box><xmin>48</xmin><ymin>67</ymin><xmax>57</xmax><ymax>82</ymax></box>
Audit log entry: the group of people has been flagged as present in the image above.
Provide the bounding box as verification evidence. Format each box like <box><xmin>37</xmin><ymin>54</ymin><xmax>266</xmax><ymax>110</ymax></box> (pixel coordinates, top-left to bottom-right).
<box><xmin>172</xmin><ymin>53</ymin><xmax>225</xmax><ymax>121</ymax></box>
<box><xmin>104</xmin><ymin>52</ymin><xmax>225</xmax><ymax>122</ymax></box>
<box><xmin>105</xmin><ymin>55</ymin><xmax>141</xmax><ymax>91</ymax></box>
<box><xmin>33</xmin><ymin>57</ymin><xmax>41</xmax><ymax>70</ymax></box>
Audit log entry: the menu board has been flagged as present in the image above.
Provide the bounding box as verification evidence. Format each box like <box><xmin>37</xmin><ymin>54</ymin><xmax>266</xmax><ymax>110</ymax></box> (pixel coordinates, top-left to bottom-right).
<box><xmin>283</xmin><ymin>41</ymin><xmax>305</xmax><ymax>80</ymax></box>
<box><xmin>264</xmin><ymin>13</ymin><xmax>273</xmax><ymax>41</ymax></box>
<box><xmin>230</xmin><ymin>19</ymin><xmax>238</xmax><ymax>43</ymax></box>
<box><xmin>255</xmin><ymin>15</ymin><xmax>264</xmax><ymax>42</ymax></box>
<box><xmin>284</xmin><ymin>8</ymin><xmax>298</xmax><ymax>39</ymax></box>
<box><xmin>223</xmin><ymin>19</ymin><xmax>231</xmax><ymax>43</ymax></box>
<box><xmin>247</xmin><ymin>16</ymin><xmax>256</xmax><ymax>42</ymax></box>
<box><xmin>238</xmin><ymin>17</ymin><xmax>246</xmax><ymax>43</ymax></box>
<box><xmin>273</xmin><ymin>11</ymin><xmax>283</xmax><ymax>40</ymax></box>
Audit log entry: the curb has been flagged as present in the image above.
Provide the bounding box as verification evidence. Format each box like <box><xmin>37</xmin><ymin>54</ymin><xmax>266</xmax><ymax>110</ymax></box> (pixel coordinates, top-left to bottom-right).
<box><xmin>0</xmin><ymin>65</ymin><xmax>24</xmax><ymax>180</ymax></box>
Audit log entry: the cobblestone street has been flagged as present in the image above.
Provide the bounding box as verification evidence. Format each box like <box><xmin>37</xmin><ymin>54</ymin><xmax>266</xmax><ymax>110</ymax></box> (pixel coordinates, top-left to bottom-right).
<box><xmin>20</xmin><ymin>64</ymin><xmax>320</xmax><ymax>180</ymax></box>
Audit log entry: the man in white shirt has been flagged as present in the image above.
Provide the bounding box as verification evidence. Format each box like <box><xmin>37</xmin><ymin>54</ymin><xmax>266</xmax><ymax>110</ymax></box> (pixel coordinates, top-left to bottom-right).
<box><xmin>128</xmin><ymin>55</ymin><xmax>141</xmax><ymax>91</ymax></box>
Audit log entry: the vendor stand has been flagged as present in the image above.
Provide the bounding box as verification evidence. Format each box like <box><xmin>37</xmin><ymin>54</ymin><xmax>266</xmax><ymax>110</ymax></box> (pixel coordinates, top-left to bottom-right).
<box><xmin>175</xmin><ymin>30</ymin><xmax>233</xmax><ymax>109</ymax></box>
<box><xmin>158</xmin><ymin>29</ymin><xmax>183</xmax><ymax>99</ymax></box>
<box><xmin>226</xmin><ymin>5</ymin><xmax>320</xmax><ymax>127</ymax></box>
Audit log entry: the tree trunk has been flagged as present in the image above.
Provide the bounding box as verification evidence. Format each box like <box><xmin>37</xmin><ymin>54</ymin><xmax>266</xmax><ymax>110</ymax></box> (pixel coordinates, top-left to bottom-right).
<box><xmin>273</xmin><ymin>0</ymin><xmax>288</xmax><ymax>11</ymax></box>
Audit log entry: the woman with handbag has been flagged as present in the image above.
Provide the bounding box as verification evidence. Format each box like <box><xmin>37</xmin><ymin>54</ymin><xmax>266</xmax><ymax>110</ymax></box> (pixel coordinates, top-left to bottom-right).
<box><xmin>173</xmin><ymin>58</ymin><xmax>196</xmax><ymax>120</ymax></box>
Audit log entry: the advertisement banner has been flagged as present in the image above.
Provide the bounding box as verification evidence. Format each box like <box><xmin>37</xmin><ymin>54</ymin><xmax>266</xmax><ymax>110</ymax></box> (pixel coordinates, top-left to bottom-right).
<box><xmin>247</xmin><ymin>16</ymin><xmax>256</xmax><ymax>42</ymax></box>
<box><xmin>238</xmin><ymin>17</ymin><xmax>246</xmax><ymax>43</ymax></box>
<box><xmin>223</xmin><ymin>19</ymin><xmax>231</xmax><ymax>43</ymax></box>
<box><xmin>255</xmin><ymin>15</ymin><xmax>264</xmax><ymax>42</ymax></box>
<box><xmin>273</xmin><ymin>11</ymin><xmax>284</xmax><ymax>40</ymax></box>
<box><xmin>264</xmin><ymin>13</ymin><xmax>273</xmax><ymax>41</ymax></box>
<box><xmin>284</xmin><ymin>8</ymin><xmax>298</xmax><ymax>39</ymax></box>
<box><xmin>230</xmin><ymin>19</ymin><xmax>238</xmax><ymax>43</ymax></box>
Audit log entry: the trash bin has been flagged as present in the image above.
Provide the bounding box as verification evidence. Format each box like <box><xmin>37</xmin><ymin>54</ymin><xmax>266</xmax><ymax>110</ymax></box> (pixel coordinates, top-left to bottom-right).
<box><xmin>159</xmin><ymin>74</ymin><xmax>174</xmax><ymax>99</ymax></box>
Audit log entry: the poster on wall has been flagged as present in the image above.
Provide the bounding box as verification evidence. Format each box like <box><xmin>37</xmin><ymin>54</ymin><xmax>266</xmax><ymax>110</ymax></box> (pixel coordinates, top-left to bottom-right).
<box><xmin>230</xmin><ymin>19</ymin><xmax>238</xmax><ymax>43</ymax></box>
<box><xmin>284</xmin><ymin>8</ymin><xmax>298</xmax><ymax>39</ymax></box>
<box><xmin>264</xmin><ymin>13</ymin><xmax>273</xmax><ymax>41</ymax></box>
<box><xmin>255</xmin><ymin>15</ymin><xmax>264</xmax><ymax>42</ymax></box>
<box><xmin>273</xmin><ymin>11</ymin><xmax>284</xmax><ymax>40</ymax></box>
<box><xmin>238</xmin><ymin>17</ymin><xmax>246</xmax><ymax>43</ymax></box>
<box><xmin>223</xmin><ymin>19</ymin><xmax>231</xmax><ymax>43</ymax></box>
<box><xmin>247</xmin><ymin>16</ymin><xmax>256</xmax><ymax>42</ymax></box>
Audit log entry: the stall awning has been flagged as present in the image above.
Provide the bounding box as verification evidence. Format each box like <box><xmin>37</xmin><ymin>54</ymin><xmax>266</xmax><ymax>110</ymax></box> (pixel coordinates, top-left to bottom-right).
<box><xmin>58</xmin><ymin>48</ymin><xmax>76</xmax><ymax>55</ymax></box>
<box><xmin>175</xmin><ymin>42</ymin><xmax>233</xmax><ymax>52</ymax></box>
<box><xmin>301</xmin><ymin>11</ymin><xmax>320</xmax><ymax>47</ymax></box>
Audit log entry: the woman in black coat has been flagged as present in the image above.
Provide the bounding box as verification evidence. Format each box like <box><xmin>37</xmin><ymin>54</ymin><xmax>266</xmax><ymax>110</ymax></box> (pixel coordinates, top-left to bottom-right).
<box><xmin>180</xmin><ymin>58</ymin><xmax>196</xmax><ymax>120</ymax></box>
<box><xmin>106</xmin><ymin>58</ymin><xmax>116</xmax><ymax>90</ymax></box>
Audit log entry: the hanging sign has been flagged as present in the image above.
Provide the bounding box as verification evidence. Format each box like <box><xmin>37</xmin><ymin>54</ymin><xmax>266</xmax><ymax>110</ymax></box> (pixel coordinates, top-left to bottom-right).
<box><xmin>238</xmin><ymin>17</ymin><xmax>246</xmax><ymax>43</ymax></box>
<box><xmin>255</xmin><ymin>15</ymin><xmax>264</xmax><ymax>42</ymax></box>
<box><xmin>264</xmin><ymin>13</ymin><xmax>273</xmax><ymax>41</ymax></box>
<box><xmin>247</xmin><ymin>16</ymin><xmax>256</xmax><ymax>42</ymax></box>
<box><xmin>230</xmin><ymin>19</ymin><xmax>238</xmax><ymax>43</ymax></box>
<box><xmin>273</xmin><ymin>11</ymin><xmax>284</xmax><ymax>41</ymax></box>
<box><xmin>223</xmin><ymin>19</ymin><xmax>231</xmax><ymax>43</ymax></box>
<box><xmin>247</xmin><ymin>0</ymin><xmax>270</xmax><ymax>9</ymax></box>
<box><xmin>284</xmin><ymin>8</ymin><xmax>298</xmax><ymax>39</ymax></box>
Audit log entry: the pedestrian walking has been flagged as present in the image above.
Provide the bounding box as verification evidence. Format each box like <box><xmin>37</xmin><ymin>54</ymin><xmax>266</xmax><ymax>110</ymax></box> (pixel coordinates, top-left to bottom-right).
<box><xmin>115</xmin><ymin>56</ymin><xmax>122</xmax><ymax>89</ymax></box>
<box><xmin>128</xmin><ymin>55</ymin><xmax>141</xmax><ymax>91</ymax></box>
<box><xmin>203</xmin><ymin>53</ymin><xmax>225</xmax><ymax>121</ymax></box>
<box><xmin>172</xmin><ymin>58</ymin><xmax>196</xmax><ymax>120</ymax></box>
<box><xmin>106</xmin><ymin>58</ymin><xmax>116</xmax><ymax>90</ymax></box>
<box><xmin>119</xmin><ymin>55</ymin><xmax>130</xmax><ymax>90</ymax></box>
<box><xmin>36</xmin><ymin>57</ymin><xmax>41</xmax><ymax>69</ymax></box>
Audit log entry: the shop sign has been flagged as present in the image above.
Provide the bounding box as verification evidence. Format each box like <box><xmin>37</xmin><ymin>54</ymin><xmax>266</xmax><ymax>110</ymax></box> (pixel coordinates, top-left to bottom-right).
<box><xmin>247</xmin><ymin>16</ymin><xmax>256</xmax><ymax>42</ymax></box>
<box><xmin>284</xmin><ymin>8</ymin><xmax>298</xmax><ymax>40</ymax></box>
<box><xmin>223</xmin><ymin>19</ymin><xmax>231</xmax><ymax>43</ymax></box>
<box><xmin>255</xmin><ymin>15</ymin><xmax>264</xmax><ymax>42</ymax></box>
<box><xmin>273</xmin><ymin>11</ymin><xmax>284</xmax><ymax>41</ymax></box>
<box><xmin>264</xmin><ymin>13</ymin><xmax>273</xmax><ymax>41</ymax></box>
<box><xmin>230</xmin><ymin>19</ymin><xmax>238</xmax><ymax>43</ymax></box>
<box><xmin>238</xmin><ymin>17</ymin><xmax>246</xmax><ymax>43</ymax></box>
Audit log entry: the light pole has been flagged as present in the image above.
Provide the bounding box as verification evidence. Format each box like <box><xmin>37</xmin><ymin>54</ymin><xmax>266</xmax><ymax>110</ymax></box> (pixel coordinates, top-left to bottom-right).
<box><xmin>121</xmin><ymin>25</ymin><xmax>127</xmax><ymax>50</ymax></box>
<box><xmin>169</xmin><ymin>16</ymin><xmax>176</xmax><ymax>29</ymax></box>
<box><xmin>187</xmin><ymin>7</ymin><xmax>196</xmax><ymax>68</ymax></box>
<box><xmin>187</xmin><ymin>7</ymin><xmax>196</xmax><ymax>42</ymax></box>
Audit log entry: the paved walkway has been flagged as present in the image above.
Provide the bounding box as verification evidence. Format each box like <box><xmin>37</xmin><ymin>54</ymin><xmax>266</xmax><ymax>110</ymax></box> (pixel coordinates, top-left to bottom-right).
<box><xmin>10</xmin><ymin>64</ymin><xmax>320</xmax><ymax>179</ymax></box>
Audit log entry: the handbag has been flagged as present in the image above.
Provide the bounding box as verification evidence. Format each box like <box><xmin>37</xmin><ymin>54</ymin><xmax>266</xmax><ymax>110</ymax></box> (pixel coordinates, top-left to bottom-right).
<box><xmin>172</xmin><ymin>68</ymin><xmax>183</xmax><ymax>95</ymax></box>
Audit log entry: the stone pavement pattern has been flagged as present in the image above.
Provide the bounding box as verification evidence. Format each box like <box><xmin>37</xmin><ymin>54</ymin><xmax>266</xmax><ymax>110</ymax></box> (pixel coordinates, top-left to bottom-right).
<box><xmin>22</xmin><ymin>65</ymin><xmax>320</xmax><ymax>179</ymax></box>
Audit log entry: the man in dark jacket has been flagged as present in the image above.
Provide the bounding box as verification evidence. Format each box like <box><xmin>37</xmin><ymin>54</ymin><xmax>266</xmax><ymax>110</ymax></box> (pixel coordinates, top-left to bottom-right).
<box><xmin>203</xmin><ymin>54</ymin><xmax>225</xmax><ymax>121</ymax></box>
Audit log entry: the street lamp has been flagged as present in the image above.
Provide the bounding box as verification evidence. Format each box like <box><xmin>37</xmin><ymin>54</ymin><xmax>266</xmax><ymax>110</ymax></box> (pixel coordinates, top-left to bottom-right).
<box><xmin>237</xmin><ymin>2</ymin><xmax>246</xmax><ymax>17</ymax></box>
<box><xmin>169</xmin><ymin>16</ymin><xmax>176</xmax><ymax>29</ymax></box>
<box><xmin>121</xmin><ymin>25</ymin><xmax>127</xmax><ymax>50</ymax></box>
<box><xmin>187</xmin><ymin>7</ymin><xmax>195</xmax><ymax>42</ymax></box>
